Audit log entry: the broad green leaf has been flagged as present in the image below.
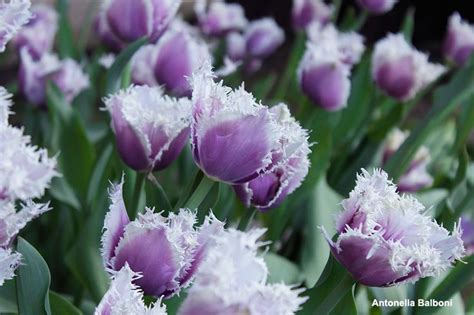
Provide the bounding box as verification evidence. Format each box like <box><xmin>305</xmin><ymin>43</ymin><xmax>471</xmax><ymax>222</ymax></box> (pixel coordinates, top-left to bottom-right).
<box><xmin>370</xmin><ymin>285</ymin><xmax>408</xmax><ymax>313</ymax></box>
<box><xmin>454</xmin><ymin>94</ymin><xmax>474</xmax><ymax>152</ymax></box>
<box><xmin>16</xmin><ymin>237</ymin><xmax>52</xmax><ymax>315</ymax></box>
<box><xmin>56</xmin><ymin>0</ymin><xmax>77</xmax><ymax>58</ymax></box>
<box><xmin>265</xmin><ymin>252</ymin><xmax>302</xmax><ymax>284</ymax></box>
<box><xmin>49</xmin><ymin>292</ymin><xmax>83</xmax><ymax>315</ymax></box>
<box><xmin>301</xmin><ymin>179</ymin><xmax>342</xmax><ymax>287</ymax></box>
<box><xmin>0</xmin><ymin>279</ymin><xmax>17</xmax><ymax>313</ymax></box>
<box><xmin>330</xmin><ymin>285</ymin><xmax>357</xmax><ymax>315</ymax></box>
<box><xmin>49</xmin><ymin>176</ymin><xmax>81</xmax><ymax>211</ymax></box>
<box><xmin>87</xmin><ymin>144</ymin><xmax>114</xmax><ymax>207</ymax></box>
<box><xmin>432</xmin><ymin>293</ymin><xmax>464</xmax><ymax>315</ymax></box>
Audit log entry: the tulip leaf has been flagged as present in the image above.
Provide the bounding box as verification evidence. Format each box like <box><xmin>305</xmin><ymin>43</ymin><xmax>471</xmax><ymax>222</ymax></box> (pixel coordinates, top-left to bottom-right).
<box><xmin>183</xmin><ymin>175</ymin><xmax>216</xmax><ymax>210</ymax></box>
<box><xmin>401</xmin><ymin>7</ymin><xmax>415</xmax><ymax>42</ymax></box>
<box><xmin>265</xmin><ymin>252</ymin><xmax>302</xmax><ymax>284</ymax></box>
<box><xmin>56</xmin><ymin>0</ymin><xmax>77</xmax><ymax>58</ymax></box>
<box><xmin>49</xmin><ymin>176</ymin><xmax>81</xmax><ymax>211</ymax></box>
<box><xmin>330</xmin><ymin>285</ymin><xmax>357</xmax><ymax>315</ymax></box>
<box><xmin>105</xmin><ymin>37</ymin><xmax>148</xmax><ymax>95</ymax></box>
<box><xmin>87</xmin><ymin>144</ymin><xmax>114</xmax><ymax>208</ymax></box>
<box><xmin>15</xmin><ymin>237</ymin><xmax>52</xmax><ymax>315</ymax></box>
<box><xmin>49</xmin><ymin>292</ymin><xmax>83</xmax><ymax>315</ymax></box>
<box><xmin>0</xmin><ymin>279</ymin><xmax>17</xmax><ymax>313</ymax></box>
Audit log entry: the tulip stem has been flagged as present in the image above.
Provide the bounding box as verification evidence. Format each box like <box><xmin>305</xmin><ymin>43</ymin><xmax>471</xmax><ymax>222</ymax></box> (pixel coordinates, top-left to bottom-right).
<box><xmin>238</xmin><ymin>208</ymin><xmax>257</xmax><ymax>231</ymax></box>
<box><xmin>147</xmin><ymin>173</ymin><xmax>172</xmax><ymax>211</ymax></box>
<box><xmin>183</xmin><ymin>175</ymin><xmax>215</xmax><ymax>210</ymax></box>
<box><xmin>129</xmin><ymin>172</ymin><xmax>146</xmax><ymax>219</ymax></box>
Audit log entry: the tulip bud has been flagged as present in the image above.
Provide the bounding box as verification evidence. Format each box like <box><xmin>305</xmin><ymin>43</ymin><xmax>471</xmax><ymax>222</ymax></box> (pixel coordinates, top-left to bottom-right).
<box><xmin>178</xmin><ymin>228</ymin><xmax>307</xmax><ymax>315</ymax></box>
<box><xmin>103</xmin><ymin>0</ymin><xmax>181</xmax><ymax>43</ymax></box>
<box><xmin>245</xmin><ymin>18</ymin><xmax>285</xmax><ymax>59</ymax></box>
<box><xmin>226</xmin><ymin>31</ymin><xmax>246</xmax><ymax>62</ymax></box>
<box><xmin>13</xmin><ymin>4</ymin><xmax>57</xmax><ymax>59</ymax></box>
<box><xmin>461</xmin><ymin>216</ymin><xmax>474</xmax><ymax>255</ymax></box>
<box><xmin>191</xmin><ymin>65</ymin><xmax>290</xmax><ymax>184</ymax></box>
<box><xmin>382</xmin><ymin>129</ymin><xmax>432</xmax><ymax>192</ymax></box>
<box><xmin>292</xmin><ymin>0</ymin><xmax>333</xmax><ymax>30</ymax></box>
<box><xmin>101</xmin><ymin>178</ymin><xmax>224</xmax><ymax>297</ymax></box>
<box><xmin>372</xmin><ymin>34</ymin><xmax>445</xmax><ymax>101</ymax></box>
<box><xmin>443</xmin><ymin>13</ymin><xmax>474</xmax><ymax>66</ymax></box>
<box><xmin>131</xmin><ymin>44</ymin><xmax>159</xmax><ymax>86</ymax></box>
<box><xmin>153</xmin><ymin>20</ymin><xmax>212</xmax><ymax>96</ymax></box>
<box><xmin>95</xmin><ymin>10</ymin><xmax>125</xmax><ymax>52</ymax></box>
<box><xmin>0</xmin><ymin>0</ymin><xmax>31</xmax><ymax>52</ymax></box>
<box><xmin>356</xmin><ymin>0</ymin><xmax>397</xmax><ymax>15</ymax></box>
<box><xmin>234</xmin><ymin>104</ymin><xmax>310</xmax><ymax>211</ymax></box>
<box><xmin>95</xmin><ymin>264</ymin><xmax>167</xmax><ymax>314</ymax></box>
<box><xmin>324</xmin><ymin>169</ymin><xmax>464</xmax><ymax>287</ymax></box>
<box><xmin>104</xmin><ymin>86</ymin><xmax>191</xmax><ymax>172</ymax></box>
<box><xmin>198</xmin><ymin>1</ymin><xmax>247</xmax><ymax>37</ymax></box>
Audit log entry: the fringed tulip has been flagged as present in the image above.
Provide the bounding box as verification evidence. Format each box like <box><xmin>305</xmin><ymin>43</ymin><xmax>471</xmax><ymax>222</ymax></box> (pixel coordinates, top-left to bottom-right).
<box><xmin>13</xmin><ymin>4</ymin><xmax>57</xmax><ymax>59</ymax></box>
<box><xmin>95</xmin><ymin>264</ymin><xmax>167</xmax><ymax>314</ymax></box>
<box><xmin>100</xmin><ymin>178</ymin><xmax>224</xmax><ymax>297</ymax></box>
<box><xmin>178</xmin><ymin>228</ymin><xmax>307</xmax><ymax>315</ymax></box>
<box><xmin>356</xmin><ymin>0</ymin><xmax>397</xmax><ymax>15</ymax></box>
<box><xmin>0</xmin><ymin>0</ymin><xmax>31</xmax><ymax>52</ymax></box>
<box><xmin>103</xmin><ymin>0</ymin><xmax>181</xmax><ymax>43</ymax></box>
<box><xmin>191</xmin><ymin>65</ymin><xmax>289</xmax><ymax>184</ymax></box>
<box><xmin>443</xmin><ymin>13</ymin><xmax>474</xmax><ymax>66</ymax></box>
<box><xmin>131</xmin><ymin>45</ymin><xmax>159</xmax><ymax>86</ymax></box>
<box><xmin>372</xmin><ymin>34</ymin><xmax>445</xmax><ymax>101</ymax></box>
<box><xmin>95</xmin><ymin>10</ymin><xmax>125</xmax><ymax>52</ymax></box>
<box><xmin>245</xmin><ymin>18</ymin><xmax>285</xmax><ymax>59</ymax></box>
<box><xmin>0</xmin><ymin>248</ymin><xmax>21</xmax><ymax>286</ymax></box>
<box><xmin>292</xmin><ymin>0</ymin><xmax>333</xmax><ymax>30</ymax></box>
<box><xmin>461</xmin><ymin>216</ymin><xmax>474</xmax><ymax>255</ymax></box>
<box><xmin>225</xmin><ymin>31</ymin><xmax>246</xmax><ymax>62</ymax></box>
<box><xmin>234</xmin><ymin>104</ymin><xmax>310</xmax><ymax>211</ymax></box>
<box><xmin>382</xmin><ymin>129</ymin><xmax>432</xmax><ymax>192</ymax></box>
<box><xmin>104</xmin><ymin>85</ymin><xmax>192</xmax><ymax>172</ymax></box>
<box><xmin>50</xmin><ymin>59</ymin><xmax>89</xmax><ymax>103</ymax></box>
<box><xmin>324</xmin><ymin>169</ymin><xmax>465</xmax><ymax>287</ymax></box>
<box><xmin>198</xmin><ymin>1</ymin><xmax>247</xmax><ymax>37</ymax></box>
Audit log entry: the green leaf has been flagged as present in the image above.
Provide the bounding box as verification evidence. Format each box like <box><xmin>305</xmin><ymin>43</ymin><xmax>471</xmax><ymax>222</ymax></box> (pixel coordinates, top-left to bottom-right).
<box><xmin>183</xmin><ymin>175</ymin><xmax>216</xmax><ymax>210</ymax></box>
<box><xmin>401</xmin><ymin>7</ymin><xmax>415</xmax><ymax>42</ymax></box>
<box><xmin>55</xmin><ymin>0</ymin><xmax>77</xmax><ymax>58</ymax></box>
<box><xmin>87</xmin><ymin>144</ymin><xmax>114</xmax><ymax>207</ymax></box>
<box><xmin>370</xmin><ymin>285</ymin><xmax>408</xmax><ymax>313</ymax></box>
<box><xmin>49</xmin><ymin>177</ymin><xmax>81</xmax><ymax>211</ymax></box>
<box><xmin>105</xmin><ymin>37</ymin><xmax>148</xmax><ymax>94</ymax></box>
<box><xmin>16</xmin><ymin>237</ymin><xmax>52</xmax><ymax>315</ymax></box>
<box><xmin>0</xmin><ymin>279</ymin><xmax>17</xmax><ymax>313</ymax></box>
<box><xmin>265</xmin><ymin>253</ymin><xmax>302</xmax><ymax>284</ymax></box>
<box><xmin>330</xmin><ymin>285</ymin><xmax>357</xmax><ymax>315</ymax></box>
<box><xmin>49</xmin><ymin>292</ymin><xmax>83</xmax><ymax>315</ymax></box>
<box><xmin>301</xmin><ymin>179</ymin><xmax>342</xmax><ymax>287</ymax></box>
<box><xmin>454</xmin><ymin>94</ymin><xmax>474</xmax><ymax>152</ymax></box>
<box><xmin>432</xmin><ymin>293</ymin><xmax>464</xmax><ymax>315</ymax></box>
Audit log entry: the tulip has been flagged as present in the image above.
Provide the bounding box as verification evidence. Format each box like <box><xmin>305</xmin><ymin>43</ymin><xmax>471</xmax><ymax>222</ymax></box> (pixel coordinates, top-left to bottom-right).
<box><xmin>225</xmin><ymin>31</ymin><xmax>246</xmax><ymax>62</ymax></box>
<box><xmin>95</xmin><ymin>10</ymin><xmax>125</xmax><ymax>52</ymax></box>
<box><xmin>0</xmin><ymin>0</ymin><xmax>31</xmax><ymax>52</ymax></box>
<box><xmin>104</xmin><ymin>85</ymin><xmax>192</xmax><ymax>172</ymax></box>
<box><xmin>153</xmin><ymin>20</ymin><xmax>212</xmax><ymax>96</ymax></box>
<box><xmin>382</xmin><ymin>129</ymin><xmax>433</xmax><ymax>192</ymax></box>
<box><xmin>324</xmin><ymin>169</ymin><xmax>465</xmax><ymax>287</ymax></box>
<box><xmin>198</xmin><ymin>1</ymin><xmax>247</xmax><ymax>37</ymax></box>
<box><xmin>356</xmin><ymin>0</ymin><xmax>397</xmax><ymax>15</ymax></box>
<box><xmin>95</xmin><ymin>264</ymin><xmax>167</xmax><ymax>314</ymax></box>
<box><xmin>191</xmin><ymin>65</ymin><xmax>290</xmax><ymax>184</ymax></box>
<box><xmin>234</xmin><ymin>104</ymin><xmax>310</xmax><ymax>211</ymax></box>
<box><xmin>178</xmin><ymin>228</ymin><xmax>307</xmax><ymax>315</ymax></box>
<box><xmin>443</xmin><ymin>13</ymin><xmax>474</xmax><ymax>66</ymax></box>
<box><xmin>0</xmin><ymin>247</ymin><xmax>21</xmax><ymax>286</ymax></box>
<box><xmin>50</xmin><ymin>59</ymin><xmax>90</xmax><ymax>103</ymax></box>
<box><xmin>372</xmin><ymin>33</ymin><xmax>445</xmax><ymax>101</ymax></box>
<box><xmin>292</xmin><ymin>0</ymin><xmax>333</xmax><ymax>30</ymax></box>
<box><xmin>13</xmin><ymin>4</ymin><xmax>57</xmax><ymax>59</ymax></box>
<box><xmin>103</xmin><ymin>0</ymin><xmax>181</xmax><ymax>43</ymax></box>
<box><xmin>245</xmin><ymin>18</ymin><xmax>285</xmax><ymax>59</ymax></box>
<box><xmin>461</xmin><ymin>216</ymin><xmax>474</xmax><ymax>255</ymax></box>
<box><xmin>100</xmin><ymin>178</ymin><xmax>224</xmax><ymax>297</ymax></box>
<box><xmin>131</xmin><ymin>44</ymin><xmax>159</xmax><ymax>86</ymax></box>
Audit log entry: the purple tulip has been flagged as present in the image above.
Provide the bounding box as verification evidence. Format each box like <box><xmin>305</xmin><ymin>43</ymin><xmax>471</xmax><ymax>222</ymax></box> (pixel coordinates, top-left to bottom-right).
<box><xmin>234</xmin><ymin>104</ymin><xmax>310</xmax><ymax>211</ymax></box>
<box><xmin>191</xmin><ymin>65</ymin><xmax>293</xmax><ymax>184</ymax></box>
<box><xmin>0</xmin><ymin>0</ymin><xmax>31</xmax><ymax>52</ymax></box>
<box><xmin>103</xmin><ymin>0</ymin><xmax>181</xmax><ymax>43</ymax></box>
<box><xmin>372</xmin><ymin>34</ymin><xmax>445</xmax><ymax>101</ymax></box>
<box><xmin>131</xmin><ymin>44</ymin><xmax>159</xmax><ymax>86</ymax></box>
<box><xmin>95</xmin><ymin>10</ymin><xmax>125</xmax><ymax>52</ymax></box>
<box><xmin>356</xmin><ymin>0</ymin><xmax>397</xmax><ymax>15</ymax></box>
<box><xmin>95</xmin><ymin>264</ymin><xmax>167</xmax><ymax>314</ymax></box>
<box><xmin>153</xmin><ymin>20</ymin><xmax>212</xmax><ymax>96</ymax></box>
<box><xmin>178</xmin><ymin>228</ymin><xmax>307</xmax><ymax>315</ymax></box>
<box><xmin>101</xmin><ymin>178</ymin><xmax>224</xmax><ymax>297</ymax></box>
<box><xmin>382</xmin><ymin>129</ymin><xmax>433</xmax><ymax>193</ymax></box>
<box><xmin>245</xmin><ymin>18</ymin><xmax>285</xmax><ymax>59</ymax></box>
<box><xmin>324</xmin><ymin>169</ymin><xmax>464</xmax><ymax>287</ymax></box>
<box><xmin>13</xmin><ymin>4</ymin><xmax>57</xmax><ymax>59</ymax></box>
<box><xmin>226</xmin><ymin>31</ymin><xmax>246</xmax><ymax>62</ymax></box>
<box><xmin>198</xmin><ymin>1</ymin><xmax>247</xmax><ymax>37</ymax></box>
<box><xmin>104</xmin><ymin>85</ymin><xmax>192</xmax><ymax>172</ymax></box>
<box><xmin>443</xmin><ymin>13</ymin><xmax>474</xmax><ymax>66</ymax></box>
<box><xmin>292</xmin><ymin>0</ymin><xmax>333</xmax><ymax>30</ymax></box>
<box><xmin>461</xmin><ymin>216</ymin><xmax>474</xmax><ymax>255</ymax></box>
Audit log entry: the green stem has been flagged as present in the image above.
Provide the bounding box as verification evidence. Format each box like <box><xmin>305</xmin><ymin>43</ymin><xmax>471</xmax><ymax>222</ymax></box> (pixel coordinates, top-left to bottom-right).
<box><xmin>351</xmin><ymin>11</ymin><xmax>369</xmax><ymax>31</ymax></box>
<box><xmin>128</xmin><ymin>172</ymin><xmax>146</xmax><ymax>219</ymax></box>
<box><xmin>238</xmin><ymin>208</ymin><xmax>257</xmax><ymax>231</ymax></box>
<box><xmin>314</xmin><ymin>273</ymin><xmax>355</xmax><ymax>314</ymax></box>
<box><xmin>147</xmin><ymin>173</ymin><xmax>172</xmax><ymax>211</ymax></box>
<box><xmin>183</xmin><ymin>175</ymin><xmax>215</xmax><ymax>209</ymax></box>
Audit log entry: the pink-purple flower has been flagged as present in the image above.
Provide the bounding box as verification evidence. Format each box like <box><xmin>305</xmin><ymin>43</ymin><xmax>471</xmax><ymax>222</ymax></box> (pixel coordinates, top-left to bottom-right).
<box><xmin>292</xmin><ymin>0</ymin><xmax>333</xmax><ymax>30</ymax></box>
<box><xmin>197</xmin><ymin>1</ymin><xmax>247</xmax><ymax>37</ymax></box>
<box><xmin>0</xmin><ymin>0</ymin><xmax>31</xmax><ymax>52</ymax></box>
<box><xmin>443</xmin><ymin>13</ymin><xmax>474</xmax><ymax>66</ymax></box>
<box><xmin>356</xmin><ymin>0</ymin><xmax>397</xmax><ymax>15</ymax></box>
<box><xmin>244</xmin><ymin>18</ymin><xmax>285</xmax><ymax>59</ymax></box>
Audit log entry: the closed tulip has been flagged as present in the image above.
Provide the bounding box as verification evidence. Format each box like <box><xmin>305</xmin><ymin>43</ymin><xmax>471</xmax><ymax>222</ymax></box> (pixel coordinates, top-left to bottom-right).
<box><xmin>443</xmin><ymin>13</ymin><xmax>474</xmax><ymax>66</ymax></box>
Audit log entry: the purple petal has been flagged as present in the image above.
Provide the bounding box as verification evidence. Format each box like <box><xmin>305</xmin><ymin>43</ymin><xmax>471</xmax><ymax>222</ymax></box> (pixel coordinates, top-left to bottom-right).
<box><xmin>375</xmin><ymin>55</ymin><xmax>415</xmax><ymax>100</ymax></box>
<box><xmin>106</xmin><ymin>0</ymin><xmax>151</xmax><ymax>42</ymax></box>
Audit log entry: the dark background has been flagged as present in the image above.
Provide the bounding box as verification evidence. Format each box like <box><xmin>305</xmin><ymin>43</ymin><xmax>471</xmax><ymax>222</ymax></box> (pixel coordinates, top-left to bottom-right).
<box><xmin>233</xmin><ymin>0</ymin><xmax>474</xmax><ymax>58</ymax></box>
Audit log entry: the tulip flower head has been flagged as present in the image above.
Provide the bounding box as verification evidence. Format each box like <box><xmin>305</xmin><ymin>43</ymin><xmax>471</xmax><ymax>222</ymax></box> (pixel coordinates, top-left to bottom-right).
<box><xmin>372</xmin><ymin>33</ymin><xmax>445</xmax><ymax>101</ymax></box>
<box><xmin>178</xmin><ymin>228</ymin><xmax>307</xmax><ymax>315</ymax></box>
<box><xmin>13</xmin><ymin>4</ymin><xmax>57</xmax><ymax>59</ymax></box>
<box><xmin>324</xmin><ymin>169</ymin><xmax>465</xmax><ymax>287</ymax></box>
<box><xmin>95</xmin><ymin>264</ymin><xmax>167</xmax><ymax>315</ymax></box>
<box><xmin>104</xmin><ymin>85</ymin><xmax>192</xmax><ymax>172</ymax></box>
<box><xmin>245</xmin><ymin>18</ymin><xmax>285</xmax><ymax>59</ymax></box>
<box><xmin>0</xmin><ymin>0</ymin><xmax>31</xmax><ymax>52</ymax></box>
<box><xmin>131</xmin><ymin>44</ymin><xmax>159</xmax><ymax>86</ymax></box>
<box><xmin>102</xmin><ymin>0</ymin><xmax>181</xmax><ymax>43</ymax></box>
<box><xmin>356</xmin><ymin>0</ymin><xmax>397</xmax><ymax>15</ymax></box>
<box><xmin>95</xmin><ymin>9</ymin><xmax>125</xmax><ymax>52</ymax></box>
<box><xmin>101</xmin><ymin>178</ymin><xmax>224</xmax><ymax>297</ymax></box>
<box><xmin>461</xmin><ymin>216</ymin><xmax>474</xmax><ymax>255</ymax></box>
<box><xmin>234</xmin><ymin>104</ymin><xmax>311</xmax><ymax>211</ymax></box>
<box><xmin>197</xmin><ymin>1</ymin><xmax>248</xmax><ymax>37</ymax></box>
<box><xmin>292</xmin><ymin>0</ymin><xmax>333</xmax><ymax>30</ymax></box>
<box><xmin>0</xmin><ymin>247</ymin><xmax>21</xmax><ymax>286</ymax></box>
<box><xmin>443</xmin><ymin>13</ymin><xmax>474</xmax><ymax>66</ymax></box>
<box><xmin>225</xmin><ymin>31</ymin><xmax>246</xmax><ymax>62</ymax></box>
